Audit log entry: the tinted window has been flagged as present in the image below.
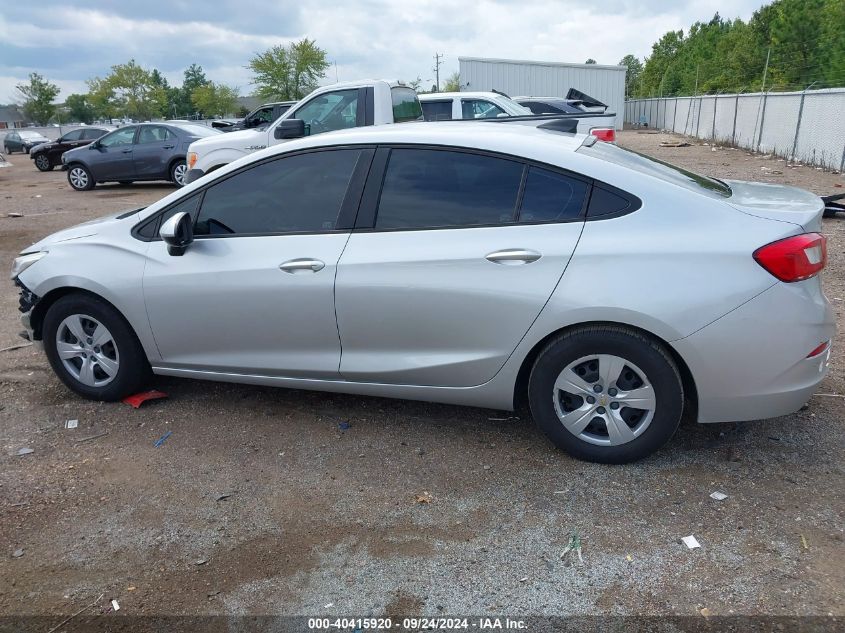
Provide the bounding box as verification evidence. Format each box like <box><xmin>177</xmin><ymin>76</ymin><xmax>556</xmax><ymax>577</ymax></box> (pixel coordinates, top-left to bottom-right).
<box><xmin>294</xmin><ymin>90</ymin><xmax>359</xmax><ymax>135</ymax></box>
<box><xmin>61</xmin><ymin>130</ymin><xmax>84</xmax><ymax>141</ymax></box>
<box><xmin>391</xmin><ymin>87</ymin><xmax>423</xmax><ymax>122</ymax></box>
<box><xmin>587</xmin><ymin>186</ymin><xmax>636</xmax><ymax>217</ymax></box>
<box><xmin>137</xmin><ymin>194</ymin><xmax>202</xmax><ymax>239</ymax></box>
<box><xmin>578</xmin><ymin>141</ymin><xmax>731</xmax><ymax>198</ymax></box>
<box><xmin>421</xmin><ymin>100</ymin><xmax>452</xmax><ymax>121</ymax></box>
<box><xmin>82</xmin><ymin>128</ymin><xmax>107</xmax><ymax>140</ymax></box>
<box><xmin>519</xmin><ymin>167</ymin><xmax>589</xmax><ymax>222</ymax></box>
<box><xmin>99</xmin><ymin>127</ymin><xmax>136</xmax><ymax>147</ymax></box>
<box><xmin>376</xmin><ymin>149</ymin><xmax>523</xmax><ymax>229</ymax></box>
<box><xmin>461</xmin><ymin>100</ymin><xmax>506</xmax><ymax>119</ymax></box>
<box><xmin>194</xmin><ymin>150</ymin><xmax>360</xmax><ymax>235</ymax></box>
<box><xmin>172</xmin><ymin>124</ymin><xmax>219</xmax><ymax>138</ymax></box>
<box><xmin>137</xmin><ymin>126</ymin><xmax>173</xmax><ymax>144</ymax></box>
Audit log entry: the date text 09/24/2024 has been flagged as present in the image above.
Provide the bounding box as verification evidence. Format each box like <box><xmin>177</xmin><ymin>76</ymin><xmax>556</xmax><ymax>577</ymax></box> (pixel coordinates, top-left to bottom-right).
<box><xmin>308</xmin><ymin>618</ymin><xmax>528</xmax><ymax>630</ymax></box>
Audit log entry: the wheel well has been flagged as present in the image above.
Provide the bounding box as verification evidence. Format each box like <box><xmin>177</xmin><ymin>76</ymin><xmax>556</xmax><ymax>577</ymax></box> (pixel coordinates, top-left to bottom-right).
<box><xmin>512</xmin><ymin>321</ymin><xmax>698</xmax><ymax>420</ymax></box>
<box><xmin>205</xmin><ymin>163</ymin><xmax>225</xmax><ymax>175</ymax></box>
<box><xmin>168</xmin><ymin>156</ymin><xmax>186</xmax><ymax>174</ymax></box>
<box><xmin>30</xmin><ymin>287</ymin><xmax>122</xmax><ymax>341</ymax></box>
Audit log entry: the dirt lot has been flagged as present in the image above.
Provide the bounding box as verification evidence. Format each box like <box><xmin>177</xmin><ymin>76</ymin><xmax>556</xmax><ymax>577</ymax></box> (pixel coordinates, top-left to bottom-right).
<box><xmin>0</xmin><ymin>131</ymin><xmax>843</xmax><ymax>623</ymax></box>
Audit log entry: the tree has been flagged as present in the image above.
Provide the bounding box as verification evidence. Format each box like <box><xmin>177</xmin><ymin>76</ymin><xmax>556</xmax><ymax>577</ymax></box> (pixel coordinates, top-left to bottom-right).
<box><xmin>618</xmin><ymin>55</ymin><xmax>643</xmax><ymax>97</ymax></box>
<box><xmin>88</xmin><ymin>60</ymin><xmax>167</xmax><ymax>120</ymax></box>
<box><xmin>248</xmin><ymin>38</ymin><xmax>330</xmax><ymax>101</ymax></box>
<box><xmin>15</xmin><ymin>73</ymin><xmax>60</xmax><ymax>125</ymax></box>
<box><xmin>404</xmin><ymin>76</ymin><xmax>423</xmax><ymax>92</ymax></box>
<box><xmin>65</xmin><ymin>93</ymin><xmax>95</xmax><ymax>124</ymax></box>
<box><xmin>191</xmin><ymin>82</ymin><xmax>240</xmax><ymax>117</ymax></box>
<box><xmin>181</xmin><ymin>64</ymin><xmax>208</xmax><ymax>115</ymax></box>
<box><xmin>442</xmin><ymin>71</ymin><xmax>461</xmax><ymax>92</ymax></box>
<box><xmin>585</xmin><ymin>58</ymin><xmax>597</xmax><ymax>64</ymax></box>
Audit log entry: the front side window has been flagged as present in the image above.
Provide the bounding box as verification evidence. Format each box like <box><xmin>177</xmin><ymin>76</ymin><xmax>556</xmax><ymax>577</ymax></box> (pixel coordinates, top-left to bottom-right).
<box><xmin>293</xmin><ymin>90</ymin><xmax>359</xmax><ymax>135</ymax></box>
<box><xmin>137</xmin><ymin>126</ymin><xmax>173</xmax><ymax>144</ymax></box>
<box><xmin>99</xmin><ymin>127</ymin><xmax>136</xmax><ymax>147</ymax></box>
<box><xmin>420</xmin><ymin>100</ymin><xmax>452</xmax><ymax>121</ymax></box>
<box><xmin>391</xmin><ymin>87</ymin><xmax>423</xmax><ymax>122</ymax></box>
<box><xmin>61</xmin><ymin>130</ymin><xmax>84</xmax><ymax>142</ymax></box>
<box><xmin>519</xmin><ymin>167</ymin><xmax>589</xmax><ymax>222</ymax></box>
<box><xmin>194</xmin><ymin>149</ymin><xmax>360</xmax><ymax>236</ymax></box>
<box><xmin>249</xmin><ymin>107</ymin><xmax>274</xmax><ymax>126</ymax></box>
<box><xmin>375</xmin><ymin>149</ymin><xmax>523</xmax><ymax>229</ymax></box>
<box><xmin>461</xmin><ymin>100</ymin><xmax>506</xmax><ymax>119</ymax></box>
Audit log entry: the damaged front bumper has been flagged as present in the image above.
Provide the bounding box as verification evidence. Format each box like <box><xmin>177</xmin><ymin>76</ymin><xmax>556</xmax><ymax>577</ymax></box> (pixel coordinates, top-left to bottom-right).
<box><xmin>15</xmin><ymin>278</ymin><xmax>40</xmax><ymax>347</ymax></box>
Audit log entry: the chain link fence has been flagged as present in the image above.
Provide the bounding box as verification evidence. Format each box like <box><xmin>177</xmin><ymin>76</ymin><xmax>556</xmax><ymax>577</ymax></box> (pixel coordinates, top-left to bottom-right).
<box><xmin>625</xmin><ymin>89</ymin><xmax>845</xmax><ymax>171</ymax></box>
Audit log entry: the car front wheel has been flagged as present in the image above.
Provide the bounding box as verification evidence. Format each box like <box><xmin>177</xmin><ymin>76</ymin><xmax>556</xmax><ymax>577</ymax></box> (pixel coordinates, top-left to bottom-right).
<box><xmin>34</xmin><ymin>154</ymin><xmax>52</xmax><ymax>171</ymax></box>
<box><xmin>67</xmin><ymin>164</ymin><xmax>94</xmax><ymax>191</ymax></box>
<box><xmin>43</xmin><ymin>294</ymin><xmax>151</xmax><ymax>401</ymax></box>
<box><xmin>528</xmin><ymin>326</ymin><xmax>684</xmax><ymax>464</ymax></box>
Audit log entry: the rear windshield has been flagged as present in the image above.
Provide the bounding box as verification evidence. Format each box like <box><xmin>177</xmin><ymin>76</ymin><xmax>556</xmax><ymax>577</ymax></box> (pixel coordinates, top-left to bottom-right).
<box><xmin>172</xmin><ymin>124</ymin><xmax>221</xmax><ymax>137</ymax></box>
<box><xmin>391</xmin><ymin>87</ymin><xmax>423</xmax><ymax>123</ymax></box>
<box><xmin>578</xmin><ymin>140</ymin><xmax>731</xmax><ymax>198</ymax></box>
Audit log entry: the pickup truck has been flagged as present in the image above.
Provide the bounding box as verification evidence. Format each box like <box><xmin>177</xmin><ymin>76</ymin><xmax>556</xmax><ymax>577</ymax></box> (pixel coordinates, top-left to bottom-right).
<box><xmin>186</xmin><ymin>79</ymin><xmax>423</xmax><ymax>183</ymax></box>
<box><xmin>419</xmin><ymin>90</ymin><xmax>617</xmax><ymax>142</ymax></box>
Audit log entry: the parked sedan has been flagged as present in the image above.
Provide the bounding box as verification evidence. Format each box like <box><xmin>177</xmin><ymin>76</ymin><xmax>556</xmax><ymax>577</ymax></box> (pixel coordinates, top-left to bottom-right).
<box><xmin>3</xmin><ymin>130</ymin><xmax>51</xmax><ymax>154</ymax></box>
<box><xmin>11</xmin><ymin>121</ymin><xmax>833</xmax><ymax>463</ymax></box>
<box><xmin>30</xmin><ymin>127</ymin><xmax>112</xmax><ymax>171</ymax></box>
<box><xmin>62</xmin><ymin>122</ymin><xmax>221</xmax><ymax>191</ymax></box>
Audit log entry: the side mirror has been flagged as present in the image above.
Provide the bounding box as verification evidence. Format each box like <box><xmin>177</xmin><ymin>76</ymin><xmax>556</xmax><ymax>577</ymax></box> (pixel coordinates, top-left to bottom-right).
<box><xmin>274</xmin><ymin>118</ymin><xmax>305</xmax><ymax>140</ymax></box>
<box><xmin>89</xmin><ymin>142</ymin><xmax>99</xmax><ymax>149</ymax></box>
<box><xmin>160</xmin><ymin>211</ymin><xmax>194</xmax><ymax>256</ymax></box>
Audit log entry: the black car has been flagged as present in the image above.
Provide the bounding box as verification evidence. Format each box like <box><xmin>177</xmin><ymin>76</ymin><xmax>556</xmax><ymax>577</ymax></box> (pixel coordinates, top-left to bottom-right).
<box><xmin>211</xmin><ymin>101</ymin><xmax>296</xmax><ymax>132</ymax></box>
<box><xmin>3</xmin><ymin>130</ymin><xmax>51</xmax><ymax>154</ymax></box>
<box><xmin>62</xmin><ymin>122</ymin><xmax>221</xmax><ymax>191</ymax></box>
<box><xmin>30</xmin><ymin>127</ymin><xmax>112</xmax><ymax>171</ymax></box>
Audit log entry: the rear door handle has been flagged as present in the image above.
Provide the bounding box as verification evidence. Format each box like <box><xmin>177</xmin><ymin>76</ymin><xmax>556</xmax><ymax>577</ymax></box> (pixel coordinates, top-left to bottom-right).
<box><xmin>485</xmin><ymin>249</ymin><xmax>542</xmax><ymax>265</ymax></box>
<box><xmin>279</xmin><ymin>258</ymin><xmax>325</xmax><ymax>273</ymax></box>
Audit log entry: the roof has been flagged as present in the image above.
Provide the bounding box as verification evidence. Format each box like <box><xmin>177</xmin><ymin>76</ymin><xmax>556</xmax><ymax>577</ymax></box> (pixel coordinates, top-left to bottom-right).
<box><xmin>420</xmin><ymin>92</ymin><xmax>506</xmax><ymax>100</ymax></box>
<box><xmin>459</xmin><ymin>57</ymin><xmax>625</xmax><ymax>72</ymax></box>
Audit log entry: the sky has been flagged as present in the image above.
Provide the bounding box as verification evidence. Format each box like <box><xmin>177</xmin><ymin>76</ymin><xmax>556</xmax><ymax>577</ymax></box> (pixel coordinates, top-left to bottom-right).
<box><xmin>0</xmin><ymin>0</ymin><xmax>768</xmax><ymax>103</ymax></box>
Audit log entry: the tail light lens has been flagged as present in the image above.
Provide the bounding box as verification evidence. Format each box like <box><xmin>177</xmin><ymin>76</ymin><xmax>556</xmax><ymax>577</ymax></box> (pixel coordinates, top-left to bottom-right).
<box><xmin>753</xmin><ymin>233</ymin><xmax>827</xmax><ymax>282</ymax></box>
<box><xmin>590</xmin><ymin>128</ymin><xmax>616</xmax><ymax>143</ymax></box>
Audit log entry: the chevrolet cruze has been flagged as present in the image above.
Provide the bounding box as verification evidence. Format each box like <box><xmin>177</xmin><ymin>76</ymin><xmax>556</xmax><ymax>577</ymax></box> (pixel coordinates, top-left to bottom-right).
<box><xmin>10</xmin><ymin>121</ymin><xmax>834</xmax><ymax>463</ymax></box>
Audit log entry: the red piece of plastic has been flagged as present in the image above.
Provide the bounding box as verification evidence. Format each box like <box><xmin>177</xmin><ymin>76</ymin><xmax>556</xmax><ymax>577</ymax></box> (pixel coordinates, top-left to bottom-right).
<box><xmin>122</xmin><ymin>390</ymin><xmax>168</xmax><ymax>409</ymax></box>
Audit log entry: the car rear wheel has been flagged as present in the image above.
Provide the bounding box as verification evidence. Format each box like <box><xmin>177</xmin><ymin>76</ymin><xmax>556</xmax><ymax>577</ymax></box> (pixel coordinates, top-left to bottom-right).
<box><xmin>34</xmin><ymin>154</ymin><xmax>52</xmax><ymax>171</ymax></box>
<box><xmin>528</xmin><ymin>326</ymin><xmax>684</xmax><ymax>463</ymax></box>
<box><xmin>170</xmin><ymin>160</ymin><xmax>187</xmax><ymax>186</ymax></box>
<box><xmin>67</xmin><ymin>164</ymin><xmax>94</xmax><ymax>191</ymax></box>
<box><xmin>4</xmin><ymin>145</ymin><xmax>11</xmax><ymax>154</ymax></box>
<box><xmin>43</xmin><ymin>294</ymin><xmax>151</xmax><ymax>401</ymax></box>
<box><xmin>24</xmin><ymin>146</ymin><xmax>30</xmax><ymax>154</ymax></box>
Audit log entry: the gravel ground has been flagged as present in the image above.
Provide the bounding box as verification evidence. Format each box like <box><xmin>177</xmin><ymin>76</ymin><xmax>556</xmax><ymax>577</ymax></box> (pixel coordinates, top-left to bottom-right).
<box><xmin>0</xmin><ymin>131</ymin><xmax>843</xmax><ymax>622</ymax></box>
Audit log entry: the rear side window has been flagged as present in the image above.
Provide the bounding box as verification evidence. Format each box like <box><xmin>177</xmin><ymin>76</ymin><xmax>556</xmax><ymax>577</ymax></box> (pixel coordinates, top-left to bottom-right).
<box><xmin>578</xmin><ymin>140</ymin><xmax>731</xmax><ymax>198</ymax></box>
<box><xmin>391</xmin><ymin>87</ymin><xmax>423</xmax><ymax>123</ymax></box>
<box><xmin>461</xmin><ymin>100</ymin><xmax>505</xmax><ymax>119</ymax></box>
<box><xmin>519</xmin><ymin>167</ymin><xmax>589</xmax><ymax>222</ymax></box>
<box><xmin>375</xmin><ymin>149</ymin><xmax>523</xmax><ymax>229</ymax></box>
<box><xmin>587</xmin><ymin>186</ymin><xmax>636</xmax><ymax>217</ymax></box>
<box><xmin>82</xmin><ymin>129</ymin><xmax>107</xmax><ymax>140</ymax></box>
<box><xmin>194</xmin><ymin>150</ymin><xmax>360</xmax><ymax>235</ymax></box>
<box><xmin>421</xmin><ymin>100</ymin><xmax>452</xmax><ymax>121</ymax></box>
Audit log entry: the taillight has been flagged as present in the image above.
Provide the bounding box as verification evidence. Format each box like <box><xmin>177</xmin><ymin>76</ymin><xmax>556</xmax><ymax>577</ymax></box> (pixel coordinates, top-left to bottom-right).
<box><xmin>590</xmin><ymin>128</ymin><xmax>615</xmax><ymax>143</ymax></box>
<box><xmin>753</xmin><ymin>233</ymin><xmax>827</xmax><ymax>282</ymax></box>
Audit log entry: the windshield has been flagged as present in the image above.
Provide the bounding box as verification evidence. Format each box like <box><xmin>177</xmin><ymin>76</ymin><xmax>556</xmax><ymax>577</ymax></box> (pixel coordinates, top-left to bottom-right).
<box><xmin>391</xmin><ymin>87</ymin><xmax>423</xmax><ymax>123</ymax></box>
<box><xmin>172</xmin><ymin>124</ymin><xmax>221</xmax><ymax>137</ymax></box>
<box><xmin>578</xmin><ymin>140</ymin><xmax>731</xmax><ymax>198</ymax></box>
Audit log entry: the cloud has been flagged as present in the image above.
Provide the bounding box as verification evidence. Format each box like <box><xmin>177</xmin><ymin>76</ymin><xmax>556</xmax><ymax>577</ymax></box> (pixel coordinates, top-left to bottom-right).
<box><xmin>0</xmin><ymin>0</ymin><xmax>766</xmax><ymax>103</ymax></box>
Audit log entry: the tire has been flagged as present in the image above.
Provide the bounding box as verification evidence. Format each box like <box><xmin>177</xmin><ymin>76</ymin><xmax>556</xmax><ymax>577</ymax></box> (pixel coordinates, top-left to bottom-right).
<box><xmin>67</xmin><ymin>164</ymin><xmax>94</xmax><ymax>191</ymax></box>
<box><xmin>43</xmin><ymin>293</ymin><xmax>151</xmax><ymax>401</ymax></box>
<box><xmin>4</xmin><ymin>145</ymin><xmax>11</xmax><ymax>154</ymax></box>
<box><xmin>170</xmin><ymin>159</ymin><xmax>188</xmax><ymax>187</ymax></box>
<box><xmin>34</xmin><ymin>153</ymin><xmax>53</xmax><ymax>171</ymax></box>
<box><xmin>24</xmin><ymin>146</ymin><xmax>30</xmax><ymax>154</ymax></box>
<box><xmin>528</xmin><ymin>326</ymin><xmax>684</xmax><ymax>464</ymax></box>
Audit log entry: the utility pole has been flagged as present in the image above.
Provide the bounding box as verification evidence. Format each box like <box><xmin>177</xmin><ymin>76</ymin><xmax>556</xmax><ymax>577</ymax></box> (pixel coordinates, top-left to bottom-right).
<box><xmin>760</xmin><ymin>47</ymin><xmax>771</xmax><ymax>93</ymax></box>
<box><xmin>755</xmin><ymin>47</ymin><xmax>771</xmax><ymax>152</ymax></box>
<box><xmin>433</xmin><ymin>53</ymin><xmax>444</xmax><ymax>91</ymax></box>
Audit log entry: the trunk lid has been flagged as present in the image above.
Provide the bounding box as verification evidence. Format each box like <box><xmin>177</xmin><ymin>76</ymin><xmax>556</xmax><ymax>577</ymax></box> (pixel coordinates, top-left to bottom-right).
<box><xmin>725</xmin><ymin>180</ymin><xmax>825</xmax><ymax>231</ymax></box>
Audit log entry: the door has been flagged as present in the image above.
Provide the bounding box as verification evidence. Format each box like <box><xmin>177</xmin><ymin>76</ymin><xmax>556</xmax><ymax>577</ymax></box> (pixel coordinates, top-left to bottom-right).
<box><xmin>133</xmin><ymin>126</ymin><xmax>176</xmax><ymax>178</ymax></box>
<box><xmin>336</xmin><ymin>147</ymin><xmax>589</xmax><ymax>387</ymax></box>
<box><xmin>52</xmin><ymin>129</ymin><xmax>86</xmax><ymax>162</ymax></box>
<box><xmin>91</xmin><ymin>126</ymin><xmax>137</xmax><ymax>179</ymax></box>
<box><xmin>143</xmin><ymin>147</ymin><xmax>371</xmax><ymax>377</ymax></box>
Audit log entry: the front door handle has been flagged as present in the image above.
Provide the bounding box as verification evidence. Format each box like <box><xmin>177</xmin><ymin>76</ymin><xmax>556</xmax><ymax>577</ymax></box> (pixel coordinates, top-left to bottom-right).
<box><xmin>163</xmin><ymin>145</ymin><xmax>175</xmax><ymax>149</ymax></box>
<box><xmin>279</xmin><ymin>258</ymin><xmax>325</xmax><ymax>273</ymax></box>
<box><xmin>121</xmin><ymin>148</ymin><xmax>132</xmax><ymax>153</ymax></box>
<box><xmin>485</xmin><ymin>249</ymin><xmax>542</xmax><ymax>265</ymax></box>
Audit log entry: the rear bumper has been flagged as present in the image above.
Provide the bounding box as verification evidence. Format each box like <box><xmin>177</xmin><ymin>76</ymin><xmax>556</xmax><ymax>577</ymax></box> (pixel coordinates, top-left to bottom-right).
<box><xmin>673</xmin><ymin>280</ymin><xmax>835</xmax><ymax>423</ymax></box>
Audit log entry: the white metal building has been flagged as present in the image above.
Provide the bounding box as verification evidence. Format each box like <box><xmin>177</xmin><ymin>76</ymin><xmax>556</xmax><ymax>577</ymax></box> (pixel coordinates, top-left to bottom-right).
<box><xmin>458</xmin><ymin>57</ymin><xmax>626</xmax><ymax>130</ymax></box>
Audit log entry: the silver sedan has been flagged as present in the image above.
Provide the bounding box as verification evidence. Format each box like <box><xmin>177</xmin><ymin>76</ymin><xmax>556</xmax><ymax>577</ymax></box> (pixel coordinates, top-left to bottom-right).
<box><xmin>11</xmin><ymin>121</ymin><xmax>834</xmax><ymax>463</ymax></box>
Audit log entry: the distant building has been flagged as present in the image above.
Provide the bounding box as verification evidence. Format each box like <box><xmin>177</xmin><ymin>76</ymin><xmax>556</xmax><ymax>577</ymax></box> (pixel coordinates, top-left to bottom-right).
<box><xmin>0</xmin><ymin>105</ymin><xmax>27</xmax><ymax>129</ymax></box>
<box><xmin>458</xmin><ymin>57</ymin><xmax>626</xmax><ymax>130</ymax></box>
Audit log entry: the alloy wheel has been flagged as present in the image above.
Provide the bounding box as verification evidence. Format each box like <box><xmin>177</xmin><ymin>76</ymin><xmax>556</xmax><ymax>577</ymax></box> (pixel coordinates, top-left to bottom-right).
<box><xmin>69</xmin><ymin>166</ymin><xmax>89</xmax><ymax>189</ymax></box>
<box><xmin>552</xmin><ymin>354</ymin><xmax>656</xmax><ymax>446</ymax></box>
<box><xmin>173</xmin><ymin>163</ymin><xmax>187</xmax><ymax>185</ymax></box>
<box><xmin>55</xmin><ymin>314</ymin><xmax>120</xmax><ymax>387</ymax></box>
<box><xmin>35</xmin><ymin>154</ymin><xmax>50</xmax><ymax>170</ymax></box>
